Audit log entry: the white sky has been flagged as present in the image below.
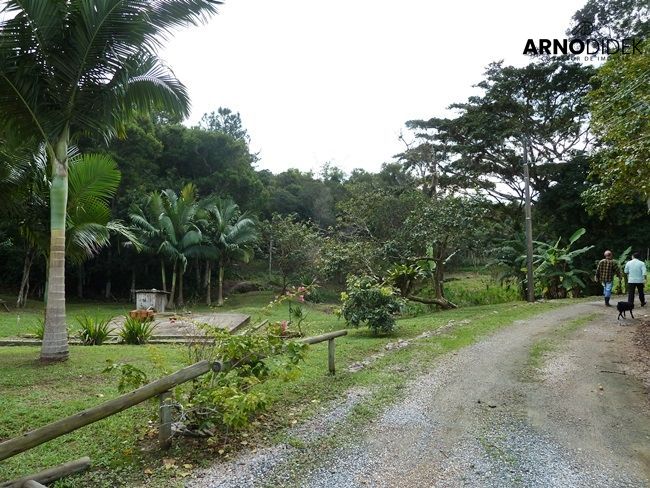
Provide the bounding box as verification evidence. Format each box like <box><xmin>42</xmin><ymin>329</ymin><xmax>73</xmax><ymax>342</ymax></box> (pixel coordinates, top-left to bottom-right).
<box><xmin>161</xmin><ymin>0</ymin><xmax>586</xmax><ymax>175</ymax></box>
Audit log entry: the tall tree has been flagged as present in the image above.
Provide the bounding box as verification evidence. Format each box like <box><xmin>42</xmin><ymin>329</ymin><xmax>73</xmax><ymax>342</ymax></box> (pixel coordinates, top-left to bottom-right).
<box><xmin>567</xmin><ymin>0</ymin><xmax>649</xmax><ymax>39</ymax></box>
<box><xmin>202</xmin><ymin>199</ymin><xmax>258</xmax><ymax>306</ymax></box>
<box><xmin>2</xmin><ymin>148</ymin><xmax>134</xmax><ymax>307</ymax></box>
<box><xmin>157</xmin><ymin>184</ymin><xmax>203</xmax><ymax>308</ymax></box>
<box><xmin>0</xmin><ymin>0</ymin><xmax>220</xmax><ymax>361</ymax></box>
<box><xmin>583</xmin><ymin>40</ymin><xmax>649</xmax><ymax>212</ymax></box>
<box><xmin>199</xmin><ymin>107</ymin><xmax>251</xmax><ymax>142</ymax></box>
<box><xmin>415</xmin><ymin>60</ymin><xmax>594</xmax><ymax>208</ymax></box>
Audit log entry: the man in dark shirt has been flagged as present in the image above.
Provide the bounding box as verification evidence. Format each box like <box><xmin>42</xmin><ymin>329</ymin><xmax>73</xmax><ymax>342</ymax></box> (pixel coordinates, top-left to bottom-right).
<box><xmin>595</xmin><ymin>250</ymin><xmax>621</xmax><ymax>307</ymax></box>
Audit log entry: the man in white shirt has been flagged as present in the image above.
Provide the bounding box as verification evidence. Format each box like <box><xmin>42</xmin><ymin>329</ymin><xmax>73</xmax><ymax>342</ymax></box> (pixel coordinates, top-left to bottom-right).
<box><xmin>624</xmin><ymin>252</ymin><xmax>647</xmax><ymax>306</ymax></box>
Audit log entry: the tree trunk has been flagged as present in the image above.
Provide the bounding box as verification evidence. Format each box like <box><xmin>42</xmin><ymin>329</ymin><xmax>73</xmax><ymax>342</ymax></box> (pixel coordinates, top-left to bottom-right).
<box><xmin>77</xmin><ymin>264</ymin><xmax>84</xmax><ymax>299</ymax></box>
<box><xmin>205</xmin><ymin>261</ymin><xmax>212</xmax><ymax>306</ymax></box>
<box><xmin>177</xmin><ymin>265</ymin><xmax>184</xmax><ymax>308</ymax></box>
<box><xmin>217</xmin><ymin>258</ymin><xmax>225</xmax><ymax>306</ymax></box>
<box><xmin>104</xmin><ymin>245</ymin><xmax>112</xmax><ymax>300</ymax></box>
<box><xmin>169</xmin><ymin>261</ymin><xmax>177</xmax><ymax>308</ymax></box>
<box><xmin>17</xmin><ymin>248</ymin><xmax>35</xmax><ymax>308</ymax></box>
<box><xmin>42</xmin><ymin>134</ymin><xmax>70</xmax><ymax>362</ymax></box>
<box><xmin>130</xmin><ymin>269</ymin><xmax>136</xmax><ymax>302</ymax></box>
<box><xmin>268</xmin><ymin>235</ymin><xmax>273</xmax><ymax>281</ymax></box>
<box><xmin>160</xmin><ymin>259</ymin><xmax>167</xmax><ymax>292</ymax></box>
<box><xmin>195</xmin><ymin>257</ymin><xmax>201</xmax><ymax>292</ymax></box>
<box><xmin>407</xmin><ymin>295</ymin><xmax>457</xmax><ymax>309</ymax></box>
<box><xmin>434</xmin><ymin>259</ymin><xmax>445</xmax><ymax>299</ymax></box>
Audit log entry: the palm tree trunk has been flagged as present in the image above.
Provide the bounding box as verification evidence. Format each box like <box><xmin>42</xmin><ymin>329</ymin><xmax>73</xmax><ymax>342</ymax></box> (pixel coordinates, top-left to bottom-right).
<box><xmin>195</xmin><ymin>257</ymin><xmax>201</xmax><ymax>291</ymax></box>
<box><xmin>217</xmin><ymin>258</ymin><xmax>225</xmax><ymax>306</ymax></box>
<box><xmin>17</xmin><ymin>248</ymin><xmax>35</xmax><ymax>308</ymax></box>
<box><xmin>161</xmin><ymin>259</ymin><xmax>167</xmax><ymax>292</ymax></box>
<box><xmin>77</xmin><ymin>263</ymin><xmax>84</xmax><ymax>299</ymax></box>
<box><xmin>205</xmin><ymin>261</ymin><xmax>212</xmax><ymax>306</ymax></box>
<box><xmin>178</xmin><ymin>267</ymin><xmax>184</xmax><ymax>307</ymax></box>
<box><xmin>169</xmin><ymin>260</ymin><xmax>177</xmax><ymax>308</ymax></box>
<box><xmin>41</xmin><ymin>136</ymin><xmax>70</xmax><ymax>362</ymax></box>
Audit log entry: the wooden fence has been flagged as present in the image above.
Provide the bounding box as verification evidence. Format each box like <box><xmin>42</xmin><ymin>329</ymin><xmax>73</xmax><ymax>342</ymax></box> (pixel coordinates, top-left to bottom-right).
<box><xmin>0</xmin><ymin>329</ymin><xmax>347</xmax><ymax>487</ymax></box>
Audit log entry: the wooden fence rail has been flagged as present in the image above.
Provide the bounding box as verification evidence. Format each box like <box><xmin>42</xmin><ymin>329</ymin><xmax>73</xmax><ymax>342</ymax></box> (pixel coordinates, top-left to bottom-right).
<box><xmin>0</xmin><ymin>457</ymin><xmax>91</xmax><ymax>488</ymax></box>
<box><xmin>0</xmin><ymin>329</ymin><xmax>348</xmax><ymax>485</ymax></box>
<box><xmin>0</xmin><ymin>329</ymin><xmax>347</xmax><ymax>461</ymax></box>
<box><xmin>0</xmin><ymin>361</ymin><xmax>216</xmax><ymax>462</ymax></box>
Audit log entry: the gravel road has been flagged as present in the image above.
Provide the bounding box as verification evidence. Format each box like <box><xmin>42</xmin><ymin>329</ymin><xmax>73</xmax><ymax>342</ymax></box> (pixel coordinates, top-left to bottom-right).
<box><xmin>189</xmin><ymin>301</ymin><xmax>650</xmax><ymax>488</ymax></box>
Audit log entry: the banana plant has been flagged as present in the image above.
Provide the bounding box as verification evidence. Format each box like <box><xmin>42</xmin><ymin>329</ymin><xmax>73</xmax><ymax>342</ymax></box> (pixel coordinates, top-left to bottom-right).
<box><xmin>533</xmin><ymin>228</ymin><xmax>594</xmax><ymax>299</ymax></box>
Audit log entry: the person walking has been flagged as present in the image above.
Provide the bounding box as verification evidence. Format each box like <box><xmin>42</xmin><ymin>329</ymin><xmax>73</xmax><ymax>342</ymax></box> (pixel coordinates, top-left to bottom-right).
<box><xmin>624</xmin><ymin>252</ymin><xmax>647</xmax><ymax>306</ymax></box>
<box><xmin>595</xmin><ymin>250</ymin><xmax>622</xmax><ymax>307</ymax></box>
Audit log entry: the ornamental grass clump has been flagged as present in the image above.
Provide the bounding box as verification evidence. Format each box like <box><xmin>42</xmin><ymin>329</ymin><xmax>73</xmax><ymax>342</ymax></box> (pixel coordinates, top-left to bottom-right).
<box><xmin>119</xmin><ymin>316</ymin><xmax>156</xmax><ymax>345</ymax></box>
<box><xmin>76</xmin><ymin>314</ymin><xmax>112</xmax><ymax>345</ymax></box>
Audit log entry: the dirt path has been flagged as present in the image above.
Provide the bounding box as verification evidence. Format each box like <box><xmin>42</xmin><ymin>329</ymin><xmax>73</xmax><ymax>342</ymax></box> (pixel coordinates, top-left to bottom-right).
<box><xmin>191</xmin><ymin>301</ymin><xmax>650</xmax><ymax>488</ymax></box>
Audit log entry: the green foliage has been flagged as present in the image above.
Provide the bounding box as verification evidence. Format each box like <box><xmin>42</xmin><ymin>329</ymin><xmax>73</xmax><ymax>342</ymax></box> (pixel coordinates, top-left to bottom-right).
<box><xmin>119</xmin><ymin>317</ymin><xmax>156</xmax><ymax>345</ymax></box>
<box><xmin>534</xmin><ymin>228</ymin><xmax>595</xmax><ymax>299</ymax></box>
<box><xmin>32</xmin><ymin>318</ymin><xmax>45</xmax><ymax>340</ymax></box>
<box><xmin>444</xmin><ymin>280</ymin><xmax>521</xmax><ymax>307</ymax></box>
<box><xmin>486</xmin><ymin>232</ymin><xmax>528</xmax><ymax>299</ymax></box>
<box><xmin>288</xmin><ymin>303</ymin><xmax>307</xmax><ymax>336</ymax></box>
<box><xmin>386</xmin><ymin>263</ymin><xmax>432</xmax><ymax>297</ymax></box>
<box><xmin>340</xmin><ymin>276</ymin><xmax>404</xmax><ymax>334</ymax></box>
<box><xmin>103</xmin><ymin>360</ymin><xmax>149</xmax><ymax>394</ymax></box>
<box><xmin>408</xmin><ymin>60</ymin><xmax>594</xmax><ymax>207</ymax></box>
<box><xmin>76</xmin><ymin>314</ymin><xmax>112</xmax><ymax>346</ymax></box>
<box><xmin>267</xmin><ymin>214</ymin><xmax>320</xmax><ymax>288</ymax></box>
<box><xmin>583</xmin><ymin>39</ymin><xmax>650</xmax><ymax>213</ymax></box>
<box><xmin>181</xmin><ymin>326</ymin><xmax>307</xmax><ymax>432</ymax></box>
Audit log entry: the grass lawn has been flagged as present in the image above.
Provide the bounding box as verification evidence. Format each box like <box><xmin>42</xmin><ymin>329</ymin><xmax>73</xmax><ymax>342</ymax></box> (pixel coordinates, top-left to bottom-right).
<box><xmin>0</xmin><ymin>283</ymin><xmax>571</xmax><ymax>487</ymax></box>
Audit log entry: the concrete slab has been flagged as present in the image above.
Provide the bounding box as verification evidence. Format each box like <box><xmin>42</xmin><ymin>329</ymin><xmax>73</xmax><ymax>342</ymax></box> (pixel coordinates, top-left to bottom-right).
<box><xmin>110</xmin><ymin>312</ymin><xmax>251</xmax><ymax>337</ymax></box>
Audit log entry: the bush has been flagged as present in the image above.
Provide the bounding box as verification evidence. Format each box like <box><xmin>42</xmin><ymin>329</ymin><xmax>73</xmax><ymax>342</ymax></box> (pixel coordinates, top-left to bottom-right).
<box><xmin>180</xmin><ymin>325</ymin><xmax>307</xmax><ymax>434</ymax></box>
<box><xmin>76</xmin><ymin>314</ymin><xmax>112</xmax><ymax>345</ymax></box>
<box><xmin>119</xmin><ymin>316</ymin><xmax>156</xmax><ymax>345</ymax></box>
<box><xmin>340</xmin><ymin>275</ymin><xmax>404</xmax><ymax>334</ymax></box>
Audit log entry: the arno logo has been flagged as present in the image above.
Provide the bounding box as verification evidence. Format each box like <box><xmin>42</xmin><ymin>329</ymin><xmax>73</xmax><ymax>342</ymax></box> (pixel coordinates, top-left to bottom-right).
<box><xmin>523</xmin><ymin>21</ymin><xmax>644</xmax><ymax>56</ymax></box>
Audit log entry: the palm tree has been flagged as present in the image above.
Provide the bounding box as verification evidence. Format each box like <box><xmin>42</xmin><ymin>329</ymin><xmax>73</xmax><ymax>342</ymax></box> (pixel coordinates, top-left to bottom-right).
<box><xmin>3</xmin><ymin>147</ymin><xmax>136</xmax><ymax>307</ymax></box>
<box><xmin>158</xmin><ymin>184</ymin><xmax>204</xmax><ymax>308</ymax></box>
<box><xmin>203</xmin><ymin>199</ymin><xmax>258</xmax><ymax>306</ymax></box>
<box><xmin>0</xmin><ymin>1</ymin><xmax>220</xmax><ymax>361</ymax></box>
<box><xmin>130</xmin><ymin>192</ymin><xmax>171</xmax><ymax>292</ymax></box>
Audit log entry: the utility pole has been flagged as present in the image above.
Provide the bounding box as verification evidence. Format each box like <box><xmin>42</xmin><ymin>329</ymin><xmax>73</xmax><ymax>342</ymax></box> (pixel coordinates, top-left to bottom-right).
<box><xmin>523</xmin><ymin>139</ymin><xmax>535</xmax><ymax>302</ymax></box>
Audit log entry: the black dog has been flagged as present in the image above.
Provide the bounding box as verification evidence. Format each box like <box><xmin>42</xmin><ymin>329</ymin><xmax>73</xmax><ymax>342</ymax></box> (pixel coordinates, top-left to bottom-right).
<box><xmin>617</xmin><ymin>301</ymin><xmax>634</xmax><ymax>320</ymax></box>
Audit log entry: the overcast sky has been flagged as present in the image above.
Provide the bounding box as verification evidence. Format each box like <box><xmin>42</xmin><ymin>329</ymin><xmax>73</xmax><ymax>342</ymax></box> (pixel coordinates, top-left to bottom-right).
<box><xmin>161</xmin><ymin>0</ymin><xmax>586</xmax><ymax>175</ymax></box>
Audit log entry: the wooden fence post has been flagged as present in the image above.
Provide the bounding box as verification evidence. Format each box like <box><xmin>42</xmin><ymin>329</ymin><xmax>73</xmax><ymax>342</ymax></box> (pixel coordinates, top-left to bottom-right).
<box><xmin>159</xmin><ymin>391</ymin><xmax>173</xmax><ymax>449</ymax></box>
<box><xmin>328</xmin><ymin>338</ymin><xmax>336</xmax><ymax>374</ymax></box>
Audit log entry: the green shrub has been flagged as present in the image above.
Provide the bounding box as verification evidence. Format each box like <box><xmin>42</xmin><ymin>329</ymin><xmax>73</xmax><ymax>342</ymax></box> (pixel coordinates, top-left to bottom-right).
<box><xmin>340</xmin><ymin>275</ymin><xmax>404</xmax><ymax>334</ymax></box>
<box><xmin>76</xmin><ymin>314</ymin><xmax>112</xmax><ymax>345</ymax></box>
<box><xmin>180</xmin><ymin>325</ymin><xmax>307</xmax><ymax>434</ymax></box>
<box><xmin>119</xmin><ymin>316</ymin><xmax>156</xmax><ymax>345</ymax></box>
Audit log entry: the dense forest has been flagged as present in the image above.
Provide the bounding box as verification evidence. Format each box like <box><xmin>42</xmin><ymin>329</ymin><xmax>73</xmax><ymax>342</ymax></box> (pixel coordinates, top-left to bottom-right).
<box><xmin>0</xmin><ymin>0</ymin><xmax>648</xmax><ymax>309</ymax></box>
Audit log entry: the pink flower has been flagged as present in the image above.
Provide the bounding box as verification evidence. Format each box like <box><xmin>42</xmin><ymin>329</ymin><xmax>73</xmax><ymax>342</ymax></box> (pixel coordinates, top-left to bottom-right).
<box><xmin>297</xmin><ymin>286</ymin><xmax>306</xmax><ymax>293</ymax></box>
<box><xmin>298</xmin><ymin>295</ymin><xmax>305</xmax><ymax>302</ymax></box>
